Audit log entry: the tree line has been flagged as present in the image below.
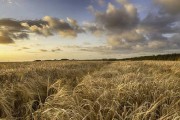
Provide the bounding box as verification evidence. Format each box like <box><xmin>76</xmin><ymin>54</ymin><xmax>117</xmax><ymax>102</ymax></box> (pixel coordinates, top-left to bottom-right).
<box><xmin>120</xmin><ymin>53</ymin><xmax>180</xmax><ymax>61</ymax></box>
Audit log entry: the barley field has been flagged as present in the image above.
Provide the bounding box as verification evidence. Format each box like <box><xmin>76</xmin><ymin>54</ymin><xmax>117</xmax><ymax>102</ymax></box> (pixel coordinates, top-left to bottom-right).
<box><xmin>0</xmin><ymin>61</ymin><xmax>179</xmax><ymax>120</ymax></box>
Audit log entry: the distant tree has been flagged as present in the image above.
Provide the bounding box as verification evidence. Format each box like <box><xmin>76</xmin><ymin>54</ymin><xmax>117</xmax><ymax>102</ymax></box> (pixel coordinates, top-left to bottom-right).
<box><xmin>61</xmin><ymin>59</ymin><xmax>69</xmax><ymax>61</ymax></box>
<box><xmin>34</xmin><ymin>60</ymin><xmax>41</xmax><ymax>62</ymax></box>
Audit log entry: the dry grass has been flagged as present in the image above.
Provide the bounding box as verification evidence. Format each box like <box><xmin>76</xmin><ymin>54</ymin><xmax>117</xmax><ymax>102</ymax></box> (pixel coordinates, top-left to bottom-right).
<box><xmin>0</xmin><ymin>61</ymin><xmax>179</xmax><ymax>120</ymax></box>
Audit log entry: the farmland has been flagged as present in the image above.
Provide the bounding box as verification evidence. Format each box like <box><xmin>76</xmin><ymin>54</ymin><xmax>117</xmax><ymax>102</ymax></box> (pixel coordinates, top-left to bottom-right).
<box><xmin>0</xmin><ymin>61</ymin><xmax>179</xmax><ymax>120</ymax></box>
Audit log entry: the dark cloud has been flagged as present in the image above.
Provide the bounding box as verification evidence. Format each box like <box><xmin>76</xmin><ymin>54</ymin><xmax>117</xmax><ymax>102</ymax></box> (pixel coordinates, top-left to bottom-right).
<box><xmin>43</xmin><ymin>16</ymin><xmax>73</xmax><ymax>31</ymax></box>
<box><xmin>140</xmin><ymin>13</ymin><xmax>179</xmax><ymax>34</ymax></box>
<box><xmin>169</xmin><ymin>33</ymin><xmax>180</xmax><ymax>48</ymax></box>
<box><xmin>86</xmin><ymin>1</ymin><xmax>139</xmax><ymax>33</ymax></box>
<box><xmin>107</xmin><ymin>32</ymin><xmax>179</xmax><ymax>53</ymax></box>
<box><xmin>40</xmin><ymin>49</ymin><xmax>48</xmax><ymax>52</ymax></box>
<box><xmin>24</xmin><ymin>20</ymin><xmax>48</xmax><ymax>27</ymax></box>
<box><xmin>51</xmin><ymin>48</ymin><xmax>62</xmax><ymax>52</ymax></box>
<box><xmin>17</xmin><ymin>47</ymin><xmax>30</xmax><ymax>51</ymax></box>
<box><xmin>16</xmin><ymin>33</ymin><xmax>29</xmax><ymax>39</ymax></box>
<box><xmin>21</xmin><ymin>22</ymin><xmax>53</xmax><ymax>37</ymax></box>
<box><xmin>22</xmin><ymin>47</ymin><xmax>30</xmax><ymax>49</ymax></box>
<box><xmin>80</xmin><ymin>46</ymin><xmax>113</xmax><ymax>54</ymax></box>
<box><xmin>154</xmin><ymin>0</ymin><xmax>180</xmax><ymax>15</ymax></box>
<box><xmin>0</xmin><ymin>18</ymin><xmax>30</xmax><ymax>44</ymax></box>
<box><xmin>86</xmin><ymin>1</ymin><xmax>145</xmax><ymax>53</ymax></box>
<box><xmin>0</xmin><ymin>36</ymin><xmax>14</xmax><ymax>44</ymax></box>
<box><xmin>0</xmin><ymin>16</ymin><xmax>85</xmax><ymax>44</ymax></box>
<box><xmin>22</xmin><ymin>16</ymin><xmax>85</xmax><ymax>38</ymax></box>
<box><xmin>106</xmin><ymin>30</ymin><xmax>179</xmax><ymax>53</ymax></box>
<box><xmin>88</xmin><ymin>1</ymin><xmax>147</xmax><ymax>53</ymax></box>
<box><xmin>63</xmin><ymin>45</ymin><xmax>82</xmax><ymax>49</ymax></box>
<box><xmin>10</xmin><ymin>32</ymin><xmax>29</xmax><ymax>40</ymax></box>
<box><xmin>83</xmin><ymin>42</ymin><xmax>91</xmax><ymax>45</ymax></box>
<box><xmin>39</xmin><ymin>48</ymin><xmax>62</xmax><ymax>53</ymax></box>
<box><xmin>0</xmin><ymin>19</ymin><xmax>23</xmax><ymax>30</ymax></box>
<box><xmin>93</xmin><ymin>0</ymin><xmax>105</xmax><ymax>6</ymax></box>
<box><xmin>62</xmin><ymin>45</ymin><xmax>112</xmax><ymax>54</ymax></box>
<box><xmin>95</xmin><ymin>2</ymin><xmax>139</xmax><ymax>33</ymax></box>
<box><xmin>132</xmin><ymin>5</ymin><xmax>180</xmax><ymax>53</ymax></box>
<box><xmin>83</xmin><ymin>22</ymin><xmax>104</xmax><ymax>36</ymax></box>
<box><xmin>86</xmin><ymin>0</ymin><xmax>180</xmax><ymax>54</ymax></box>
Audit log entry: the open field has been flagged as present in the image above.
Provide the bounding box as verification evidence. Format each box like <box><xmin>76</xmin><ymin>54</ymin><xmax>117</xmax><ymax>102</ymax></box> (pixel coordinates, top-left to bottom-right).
<box><xmin>0</xmin><ymin>61</ymin><xmax>179</xmax><ymax>120</ymax></box>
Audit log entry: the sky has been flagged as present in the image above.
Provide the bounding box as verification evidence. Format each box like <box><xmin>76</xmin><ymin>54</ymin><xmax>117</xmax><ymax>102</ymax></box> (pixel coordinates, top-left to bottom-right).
<box><xmin>0</xmin><ymin>0</ymin><xmax>179</xmax><ymax>61</ymax></box>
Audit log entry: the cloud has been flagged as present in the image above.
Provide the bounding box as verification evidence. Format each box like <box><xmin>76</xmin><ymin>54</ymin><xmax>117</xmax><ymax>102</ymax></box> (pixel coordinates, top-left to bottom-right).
<box><xmin>0</xmin><ymin>19</ymin><xmax>29</xmax><ymax>44</ymax></box>
<box><xmin>43</xmin><ymin>16</ymin><xmax>73</xmax><ymax>31</ymax></box>
<box><xmin>88</xmin><ymin>1</ymin><xmax>146</xmax><ymax>53</ymax></box>
<box><xmin>83</xmin><ymin>22</ymin><xmax>104</xmax><ymax>36</ymax></box>
<box><xmin>116</xmin><ymin>29</ymin><xmax>145</xmax><ymax>42</ymax></box>
<box><xmin>67</xmin><ymin>17</ymin><xmax>78</xmax><ymax>27</ymax></box>
<box><xmin>169</xmin><ymin>33</ymin><xmax>180</xmax><ymax>48</ymax></box>
<box><xmin>106</xmin><ymin>30</ymin><xmax>179</xmax><ymax>53</ymax></box>
<box><xmin>63</xmin><ymin>45</ymin><xmax>82</xmax><ymax>49</ymax></box>
<box><xmin>39</xmin><ymin>48</ymin><xmax>62</xmax><ymax>53</ymax></box>
<box><xmin>17</xmin><ymin>47</ymin><xmax>30</xmax><ymax>51</ymax></box>
<box><xmin>21</xmin><ymin>22</ymin><xmax>53</xmax><ymax>37</ymax></box>
<box><xmin>86</xmin><ymin>0</ymin><xmax>180</xmax><ymax>54</ymax></box>
<box><xmin>12</xmin><ymin>32</ymin><xmax>29</xmax><ymax>39</ymax></box>
<box><xmin>43</xmin><ymin>16</ymin><xmax>85</xmax><ymax>37</ymax></box>
<box><xmin>0</xmin><ymin>36</ymin><xmax>14</xmax><ymax>44</ymax></box>
<box><xmin>0</xmin><ymin>19</ymin><xmax>23</xmax><ymax>30</ymax></box>
<box><xmin>51</xmin><ymin>48</ymin><xmax>62</xmax><ymax>52</ymax></box>
<box><xmin>147</xmin><ymin>40</ymin><xmax>168</xmax><ymax>49</ymax></box>
<box><xmin>107</xmin><ymin>35</ymin><xmax>132</xmax><ymax>50</ymax></box>
<box><xmin>98</xmin><ymin>0</ymin><xmax>105</xmax><ymax>6</ymax></box>
<box><xmin>107</xmin><ymin>29</ymin><xmax>145</xmax><ymax>49</ymax></box>
<box><xmin>0</xmin><ymin>16</ymin><xmax>85</xmax><ymax>44</ymax></box>
<box><xmin>40</xmin><ymin>49</ymin><xmax>48</xmax><ymax>52</ymax></box>
<box><xmin>154</xmin><ymin>0</ymin><xmax>180</xmax><ymax>15</ymax></box>
<box><xmin>95</xmin><ymin>2</ymin><xmax>139</xmax><ymax>33</ymax></box>
<box><xmin>62</xmin><ymin>45</ymin><xmax>112</xmax><ymax>54</ymax></box>
<box><xmin>107</xmin><ymin>31</ymin><xmax>179</xmax><ymax>53</ymax></box>
<box><xmin>80</xmin><ymin>46</ymin><xmax>113</xmax><ymax>54</ymax></box>
<box><xmin>133</xmin><ymin>7</ymin><xmax>180</xmax><ymax>52</ymax></box>
<box><xmin>140</xmin><ymin>13</ymin><xmax>179</xmax><ymax>34</ymax></box>
<box><xmin>22</xmin><ymin>47</ymin><xmax>30</xmax><ymax>49</ymax></box>
<box><xmin>83</xmin><ymin>42</ymin><xmax>91</xmax><ymax>45</ymax></box>
<box><xmin>0</xmin><ymin>19</ymin><xmax>43</xmax><ymax>44</ymax></box>
<box><xmin>22</xmin><ymin>16</ymin><xmax>84</xmax><ymax>38</ymax></box>
<box><xmin>59</xmin><ymin>30</ymin><xmax>77</xmax><ymax>38</ymax></box>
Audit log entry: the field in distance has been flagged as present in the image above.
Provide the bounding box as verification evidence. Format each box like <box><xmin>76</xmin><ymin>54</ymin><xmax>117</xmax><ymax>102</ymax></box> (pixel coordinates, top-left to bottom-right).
<box><xmin>0</xmin><ymin>61</ymin><xmax>179</xmax><ymax>120</ymax></box>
